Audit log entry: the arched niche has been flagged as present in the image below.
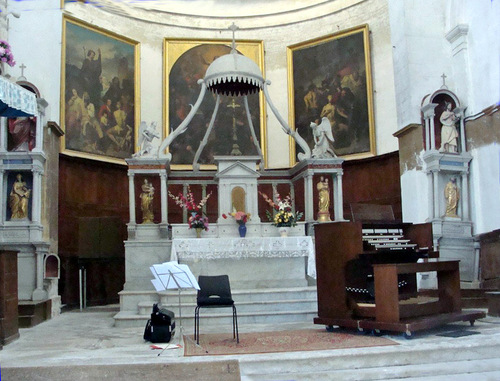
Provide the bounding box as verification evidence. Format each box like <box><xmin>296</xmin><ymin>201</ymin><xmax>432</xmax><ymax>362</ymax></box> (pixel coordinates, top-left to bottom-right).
<box><xmin>421</xmin><ymin>89</ymin><xmax>465</xmax><ymax>153</ymax></box>
<box><xmin>231</xmin><ymin>186</ymin><xmax>246</xmax><ymax>212</ymax></box>
<box><xmin>44</xmin><ymin>253</ymin><xmax>60</xmax><ymax>279</ymax></box>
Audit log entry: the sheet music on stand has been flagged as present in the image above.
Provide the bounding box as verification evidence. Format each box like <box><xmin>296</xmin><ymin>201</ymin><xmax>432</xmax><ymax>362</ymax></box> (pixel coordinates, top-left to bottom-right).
<box><xmin>149</xmin><ymin>261</ymin><xmax>201</xmax><ymax>355</ymax></box>
<box><xmin>150</xmin><ymin>261</ymin><xmax>200</xmax><ymax>292</ymax></box>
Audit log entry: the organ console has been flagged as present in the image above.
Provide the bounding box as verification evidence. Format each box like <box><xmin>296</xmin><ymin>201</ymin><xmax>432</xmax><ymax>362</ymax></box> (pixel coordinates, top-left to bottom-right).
<box><xmin>313</xmin><ymin>206</ymin><xmax>485</xmax><ymax>337</ymax></box>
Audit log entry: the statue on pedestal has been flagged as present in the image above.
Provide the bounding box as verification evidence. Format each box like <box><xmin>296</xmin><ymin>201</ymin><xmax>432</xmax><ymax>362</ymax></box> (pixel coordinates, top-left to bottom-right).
<box><xmin>310</xmin><ymin>117</ymin><xmax>336</xmax><ymax>159</ymax></box>
<box><xmin>140</xmin><ymin>179</ymin><xmax>155</xmax><ymax>223</ymax></box>
<box><xmin>133</xmin><ymin>121</ymin><xmax>160</xmax><ymax>157</ymax></box>
<box><xmin>444</xmin><ymin>177</ymin><xmax>459</xmax><ymax>218</ymax></box>
<box><xmin>9</xmin><ymin>174</ymin><xmax>31</xmax><ymax>220</ymax></box>
<box><xmin>439</xmin><ymin>102</ymin><xmax>459</xmax><ymax>153</ymax></box>
<box><xmin>317</xmin><ymin>176</ymin><xmax>331</xmax><ymax>222</ymax></box>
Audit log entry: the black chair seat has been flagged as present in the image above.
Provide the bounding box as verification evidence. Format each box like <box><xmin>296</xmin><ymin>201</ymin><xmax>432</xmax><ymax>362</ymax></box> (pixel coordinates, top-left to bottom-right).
<box><xmin>197</xmin><ymin>296</ymin><xmax>234</xmax><ymax>306</ymax></box>
<box><xmin>194</xmin><ymin>275</ymin><xmax>239</xmax><ymax>344</ymax></box>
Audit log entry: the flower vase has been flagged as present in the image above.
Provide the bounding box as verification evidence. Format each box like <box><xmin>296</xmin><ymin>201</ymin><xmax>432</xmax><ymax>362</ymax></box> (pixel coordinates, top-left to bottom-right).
<box><xmin>238</xmin><ymin>223</ymin><xmax>247</xmax><ymax>238</ymax></box>
<box><xmin>278</xmin><ymin>226</ymin><xmax>290</xmax><ymax>237</ymax></box>
<box><xmin>195</xmin><ymin>228</ymin><xmax>203</xmax><ymax>238</ymax></box>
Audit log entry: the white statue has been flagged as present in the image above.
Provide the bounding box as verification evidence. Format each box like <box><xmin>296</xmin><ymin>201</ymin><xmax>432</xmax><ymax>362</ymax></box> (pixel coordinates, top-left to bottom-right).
<box><xmin>310</xmin><ymin>117</ymin><xmax>336</xmax><ymax>158</ymax></box>
<box><xmin>133</xmin><ymin>121</ymin><xmax>160</xmax><ymax>157</ymax></box>
<box><xmin>439</xmin><ymin>102</ymin><xmax>459</xmax><ymax>153</ymax></box>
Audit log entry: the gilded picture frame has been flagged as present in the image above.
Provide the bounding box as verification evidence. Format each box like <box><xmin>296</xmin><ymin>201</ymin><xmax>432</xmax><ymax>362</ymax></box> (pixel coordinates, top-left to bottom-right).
<box><xmin>164</xmin><ymin>38</ymin><xmax>266</xmax><ymax>170</ymax></box>
<box><xmin>287</xmin><ymin>25</ymin><xmax>375</xmax><ymax>164</ymax></box>
<box><xmin>61</xmin><ymin>16</ymin><xmax>140</xmax><ymax>164</ymax></box>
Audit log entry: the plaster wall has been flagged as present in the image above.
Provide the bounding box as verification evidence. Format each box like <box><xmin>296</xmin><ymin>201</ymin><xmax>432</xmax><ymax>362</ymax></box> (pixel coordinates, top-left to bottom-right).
<box><xmin>389</xmin><ymin>0</ymin><xmax>500</xmax><ymax>129</ymax></box>
<box><xmin>400</xmin><ymin>168</ymin><xmax>429</xmax><ymax>224</ymax></box>
<box><xmin>388</xmin><ymin>0</ymin><xmax>451</xmax><ymax>129</ymax></box>
<box><xmin>469</xmin><ymin>144</ymin><xmax>500</xmax><ymax>235</ymax></box>
<box><xmin>5</xmin><ymin>0</ymin><xmax>399</xmax><ymax>169</ymax></box>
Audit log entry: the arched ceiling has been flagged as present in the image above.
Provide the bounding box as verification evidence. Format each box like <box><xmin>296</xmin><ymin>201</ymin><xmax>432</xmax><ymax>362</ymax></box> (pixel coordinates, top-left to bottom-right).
<box><xmin>72</xmin><ymin>0</ymin><xmax>366</xmax><ymax>30</ymax></box>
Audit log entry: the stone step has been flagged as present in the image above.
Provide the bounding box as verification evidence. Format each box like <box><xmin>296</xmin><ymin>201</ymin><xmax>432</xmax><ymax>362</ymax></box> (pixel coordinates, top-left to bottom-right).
<box><xmin>119</xmin><ymin>286</ymin><xmax>317</xmax><ymax>311</ymax></box>
<box><xmin>138</xmin><ymin>298</ymin><xmax>317</xmax><ymax>316</ymax></box>
<box><xmin>239</xmin><ymin>334</ymin><xmax>500</xmax><ymax>380</ymax></box>
<box><xmin>116</xmin><ymin>286</ymin><xmax>319</xmax><ymax>328</ymax></box>
<box><xmin>114</xmin><ymin>308</ymin><xmax>317</xmax><ymax>328</ymax></box>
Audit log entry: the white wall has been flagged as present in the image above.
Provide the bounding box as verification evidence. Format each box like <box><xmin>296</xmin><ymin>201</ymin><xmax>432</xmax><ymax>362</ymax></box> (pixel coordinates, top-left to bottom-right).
<box><xmin>470</xmin><ymin>144</ymin><xmax>500</xmax><ymax>234</ymax></box>
<box><xmin>7</xmin><ymin>0</ymin><xmax>62</xmax><ymax>121</ymax></box>
<box><xmin>391</xmin><ymin>0</ymin><xmax>500</xmax><ymax>235</ymax></box>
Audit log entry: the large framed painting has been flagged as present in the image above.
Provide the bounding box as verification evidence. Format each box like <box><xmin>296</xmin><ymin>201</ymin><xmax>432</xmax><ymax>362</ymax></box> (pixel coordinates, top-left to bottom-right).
<box><xmin>164</xmin><ymin>39</ymin><xmax>266</xmax><ymax>170</ymax></box>
<box><xmin>61</xmin><ymin>16</ymin><xmax>140</xmax><ymax>163</ymax></box>
<box><xmin>287</xmin><ymin>24</ymin><xmax>375</xmax><ymax>163</ymax></box>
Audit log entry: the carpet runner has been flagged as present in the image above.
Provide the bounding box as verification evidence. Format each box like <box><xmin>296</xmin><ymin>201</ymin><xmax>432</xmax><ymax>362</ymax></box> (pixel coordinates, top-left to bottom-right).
<box><xmin>184</xmin><ymin>328</ymin><xmax>398</xmax><ymax>356</ymax></box>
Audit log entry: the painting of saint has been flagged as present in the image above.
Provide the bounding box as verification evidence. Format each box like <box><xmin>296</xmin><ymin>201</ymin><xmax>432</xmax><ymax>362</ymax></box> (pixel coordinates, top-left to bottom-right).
<box><xmin>288</xmin><ymin>25</ymin><xmax>375</xmax><ymax>161</ymax></box>
<box><xmin>165</xmin><ymin>40</ymin><xmax>265</xmax><ymax>168</ymax></box>
<box><xmin>62</xmin><ymin>17</ymin><xmax>138</xmax><ymax>162</ymax></box>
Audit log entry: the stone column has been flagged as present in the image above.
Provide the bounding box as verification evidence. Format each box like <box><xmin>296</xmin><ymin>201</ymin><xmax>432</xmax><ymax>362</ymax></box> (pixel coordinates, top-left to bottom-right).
<box><xmin>304</xmin><ymin>173</ymin><xmax>314</xmax><ymax>222</ymax></box>
<box><xmin>421</xmin><ymin>103</ymin><xmax>438</xmax><ymax>151</ymax></box>
<box><xmin>333</xmin><ymin>171</ymin><xmax>345</xmax><ymax>221</ymax></box>
<box><xmin>461</xmin><ymin>172</ymin><xmax>469</xmax><ymax>221</ymax></box>
<box><xmin>160</xmin><ymin>172</ymin><xmax>168</xmax><ymax>224</ymax></box>
<box><xmin>128</xmin><ymin>173</ymin><xmax>135</xmax><ymax>224</ymax></box>
<box><xmin>32</xmin><ymin>246</ymin><xmax>48</xmax><ymax>301</ymax></box>
<box><xmin>455</xmin><ymin>107</ymin><xmax>467</xmax><ymax>153</ymax></box>
<box><xmin>0</xmin><ymin>118</ymin><xmax>6</xmax><ymax>152</ymax></box>
<box><xmin>432</xmin><ymin>170</ymin><xmax>439</xmax><ymax>218</ymax></box>
<box><xmin>31</xmin><ymin>168</ymin><xmax>43</xmax><ymax>223</ymax></box>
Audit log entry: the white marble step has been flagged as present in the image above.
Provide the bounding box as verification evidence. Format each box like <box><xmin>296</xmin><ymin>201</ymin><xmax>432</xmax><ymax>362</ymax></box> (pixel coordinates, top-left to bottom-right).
<box><xmin>138</xmin><ymin>298</ymin><xmax>317</xmax><ymax>316</ymax></box>
<box><xmin>114</xmin><ymin>308</ymin><xmax>317</xmax><ymax>328</ymax></box>
<box><xmin>239</xmin><ymin>334</ymin><xmax>500</xmax><ymax>380</ymax></box>
<box><xmin>115</xmin><ymin>286</ymin><xmax>318</xmax><ymax>328</ymax></box>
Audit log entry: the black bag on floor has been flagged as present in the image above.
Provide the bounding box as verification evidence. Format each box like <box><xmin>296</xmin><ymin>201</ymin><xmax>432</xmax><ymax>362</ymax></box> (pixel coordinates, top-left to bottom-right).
<box><xmin>143</xmin><ymin>304</ymin><xmax>176</xmax><ymax>343</ymax></box>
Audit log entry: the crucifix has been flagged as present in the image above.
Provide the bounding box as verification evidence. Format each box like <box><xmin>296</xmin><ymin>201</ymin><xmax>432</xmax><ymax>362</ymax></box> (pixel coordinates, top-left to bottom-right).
<box><xmin>441</xmin><ymin>73</ymin><xmax>448</xmax><ymax>89</ymax></box>
<box><xmin>227</xmin><ymin>98</ymin><xmax>242</xmax><ymax>155</ymax></box>
<box><xmin>229</xmin><ymin>22</ymin><xmax>239</xmax><ymax>52</ymax></box>
<box><xmin>19</xmin><ymin>63</ymin><xmax>27</xmax><ymax>80</ymax></box>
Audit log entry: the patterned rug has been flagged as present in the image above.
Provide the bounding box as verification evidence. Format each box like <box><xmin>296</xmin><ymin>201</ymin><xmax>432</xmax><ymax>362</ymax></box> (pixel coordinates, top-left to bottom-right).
<box><xmin>184</xmin><ymin>329</ymin><xmax>398</xmax><ymax>356</ymax></box>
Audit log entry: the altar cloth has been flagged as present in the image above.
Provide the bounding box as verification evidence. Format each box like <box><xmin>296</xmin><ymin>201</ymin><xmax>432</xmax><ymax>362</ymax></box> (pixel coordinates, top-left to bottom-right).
<box><xmin>171</xmin><ymin>236</ymin><xmax>316</xmax><ymax>279</ymax></box>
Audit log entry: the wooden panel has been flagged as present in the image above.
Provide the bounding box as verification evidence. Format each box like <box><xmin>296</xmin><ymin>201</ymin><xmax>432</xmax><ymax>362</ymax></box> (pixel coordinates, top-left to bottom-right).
<box><xmin>342</xmin><ymin>151</ymin><xmax>402</xmax><ymax>221</ymax></box>
<box><xmin>314</xmin><ymin>221</ymin><xmax>363</xmax><ymax>319</ymax></box>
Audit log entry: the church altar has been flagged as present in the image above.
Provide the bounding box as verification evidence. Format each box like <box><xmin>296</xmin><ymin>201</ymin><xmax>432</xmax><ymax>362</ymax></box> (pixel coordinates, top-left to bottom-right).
<box><xmin>171</xmin><ymin>236</ymin><xmax>316</xmax><ymax>289</ymax></box>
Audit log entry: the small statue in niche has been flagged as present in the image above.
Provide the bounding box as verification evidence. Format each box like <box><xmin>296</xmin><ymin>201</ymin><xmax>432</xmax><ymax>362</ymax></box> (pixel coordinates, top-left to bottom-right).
<box><xmin>444</xmin><ymin>177</ymin><xmax>459</xmax><ymax>218</ymax></box>
<box><xmin>310</xmin><ymin>117</ymin><xmax>337</xmax><ymax>159</ymax></box>
<box><xmin>439</xmin><ymin>101</ymin><xmax>459</xmax><ymax>153</ymax></box>
<box><xmin>140</xmin><ymin>179</ymin><xmax>155</xmax><ymax>223</ymax></box>
<box><xmin>9</xmin><ymin>174</ymin><xmax>31</xmax><ymax>220</ymax></box>
<box><xmin>316</xmin><ymin>176</ymin><xmax>331</xmax><ymax>222</ymax></box>
<box><xmin>8</xmin><ymin>117</ymin><xmax>36</xmax><ymax>152</ymax></box>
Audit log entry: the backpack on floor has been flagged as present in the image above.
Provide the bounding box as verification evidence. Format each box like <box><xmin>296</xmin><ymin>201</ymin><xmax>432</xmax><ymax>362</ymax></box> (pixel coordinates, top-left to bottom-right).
<box><xmin>143</xmin><ymin>304</ymin><xmax>175</xmax><ymax>343</ymax></box>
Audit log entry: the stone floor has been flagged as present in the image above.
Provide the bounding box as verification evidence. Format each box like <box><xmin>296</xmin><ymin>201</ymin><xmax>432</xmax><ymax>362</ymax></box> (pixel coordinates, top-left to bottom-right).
<box><xmin>1</xmin><ymin>305</ymin><xmax>500</xmax><ymax>380</ymax></box>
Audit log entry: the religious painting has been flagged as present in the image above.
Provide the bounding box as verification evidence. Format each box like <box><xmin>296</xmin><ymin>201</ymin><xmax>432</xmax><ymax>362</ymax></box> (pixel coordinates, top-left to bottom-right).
<box><xmin>287</xmin><ymin>25</ymin><xmax>375</xmax><ymax>163</ymax></box>
<box><xmin>61</xmin><ymin>16</ymin><xmax>140</xmax><ymax>163</ymax></box>
<box><xmin>164</xmin><ymin>39</ymin><xmax>266</xmax><ymax>169</ymax></box>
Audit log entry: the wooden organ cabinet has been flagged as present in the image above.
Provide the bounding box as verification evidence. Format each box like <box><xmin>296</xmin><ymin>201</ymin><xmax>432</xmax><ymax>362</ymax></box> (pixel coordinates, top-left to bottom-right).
<box><xmin>313</xmin><ymin>220</ymin><xmax>485</xmax><ymax>337</ymax></box>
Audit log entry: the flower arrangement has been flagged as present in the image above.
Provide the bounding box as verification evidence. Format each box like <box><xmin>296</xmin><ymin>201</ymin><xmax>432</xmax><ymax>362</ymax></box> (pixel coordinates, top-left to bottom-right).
<box><xmin>168</xmin><ymin>186</ymin><xmax>212</xmax><ymax>230</ymax></box>
<box><xmin>259</xmin><ymin>191</ymin><xmax>303</xmax><ymax>227</ymax></box>
<box><xmin>0</xmin><ymin>40</ymin><xmax>15</xmax><ymax>67</ymax></box>
<box><xmin>222</xmin><ymin>210</ymin><xmax>250</xmax><ymax>226</ymax></box>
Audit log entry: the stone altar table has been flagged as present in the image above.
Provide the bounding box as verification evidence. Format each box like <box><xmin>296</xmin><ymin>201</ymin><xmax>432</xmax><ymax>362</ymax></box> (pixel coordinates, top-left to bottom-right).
<box><xmin>171</xmin><ymin>236</ymin><xmax>316</xmax><ymax>289</ymax></box>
